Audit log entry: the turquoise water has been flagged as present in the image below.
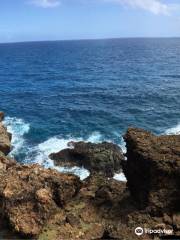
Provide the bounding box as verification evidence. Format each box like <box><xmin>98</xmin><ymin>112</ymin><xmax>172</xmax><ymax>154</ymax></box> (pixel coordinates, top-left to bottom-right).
<box><xmin>0</xmin><ymin>38</ymin><xmax>180</xmax><ymax>177</ymax></box>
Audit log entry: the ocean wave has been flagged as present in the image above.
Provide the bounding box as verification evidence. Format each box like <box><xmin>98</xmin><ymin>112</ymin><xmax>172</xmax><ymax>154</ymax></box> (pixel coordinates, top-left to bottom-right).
<box><xmin>3</xmin><ymin>117</ymin><xmax>126</xmax><ymax>180</ymax></box>
<box><xmin>33</xmin><ymin>132</ymin><xmax>102</xmax><ymax>163</ymax></box>
<box><xmin>165</xmin><ymin>123</ymin><xmax>180</xmax><ymax>135</ymax></box>
<box><xmin>86</xmin><ymin>131</ymin><xmax>102</xmax><ymax>142</ymax></box>
<box><xmin>27</xmin><ymin>133</ymin><xmax>104</xmax><ymax>180</ymax></box>
<box><xmin>3</xmin><ymin>117</ymin><xmax>30</xmax><ymax>157</ymax></box>
<box><xmin>30</xmin><ymin>146</ymin><xmax>90</xmax><ymax>180</ymax></box>
<box><xmin>26</xmin><ymin>132</ymin><xmax>127</xmax><ymax>180</ymax></box>
<box><xmin>30</xmin><ymin>136</ymin><xmax>82</xmax><ymax>166</ymax></box>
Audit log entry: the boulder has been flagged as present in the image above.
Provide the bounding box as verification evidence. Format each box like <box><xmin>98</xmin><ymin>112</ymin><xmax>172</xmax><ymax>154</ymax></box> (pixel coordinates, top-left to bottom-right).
<box><xmin>0</xmin><ymin>112</ymin><xmax>4</xmax><ymax>122</ymax></box>
<box><xmin>50</xmin><ymin>141</ymin><xmax>124</xmax><ymax>177</ymax></box>
<box><xmin>123</xmin><ymin>128</ymin><xmax>180</xmax><ymax>214</ymax></box>
<box><xmin>0</xmin><ymin>123</ymin><xmax>11</xmax><ymax>155</ymax></box>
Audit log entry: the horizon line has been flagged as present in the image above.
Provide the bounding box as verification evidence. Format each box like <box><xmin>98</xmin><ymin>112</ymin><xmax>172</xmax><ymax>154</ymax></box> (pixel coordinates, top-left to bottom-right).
<box><xmin>0</xmin><ymin>36</ymin><xmax>180</xmax><ymax>44</ymax></box>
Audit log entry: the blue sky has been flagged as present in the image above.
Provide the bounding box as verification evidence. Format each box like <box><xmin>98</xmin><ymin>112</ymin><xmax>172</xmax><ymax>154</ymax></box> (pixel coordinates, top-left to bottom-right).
<box><xmin>0</xmin><ymin>0</ymin><xmax>180</xmax><ymax>42</ymax></box>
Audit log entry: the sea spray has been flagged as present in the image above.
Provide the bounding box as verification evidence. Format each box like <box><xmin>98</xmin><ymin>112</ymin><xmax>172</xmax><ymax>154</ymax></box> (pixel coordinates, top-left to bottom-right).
<box><xmin>3</xmin><ymin>117</ymin><xmax>30</xmax><ymax>157</ymax></box>
<box><xmin>165</xmin><ymin>123</ymin><xmax>180</xmax><ymax>135</ymax></box>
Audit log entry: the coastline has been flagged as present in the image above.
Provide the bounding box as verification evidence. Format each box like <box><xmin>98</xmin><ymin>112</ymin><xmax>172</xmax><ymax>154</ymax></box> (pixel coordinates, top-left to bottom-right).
<box><xmin>0</xmin><ymin>111</ymin><xmax>179</xmax><ymax>239</ymax></box>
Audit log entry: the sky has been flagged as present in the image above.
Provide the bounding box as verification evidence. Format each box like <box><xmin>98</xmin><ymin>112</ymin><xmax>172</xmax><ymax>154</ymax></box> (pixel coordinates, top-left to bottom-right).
<box><xmin>0</xmin><ymin>0</ymin><xmax>180</xmax><ymax>42</ymax></box>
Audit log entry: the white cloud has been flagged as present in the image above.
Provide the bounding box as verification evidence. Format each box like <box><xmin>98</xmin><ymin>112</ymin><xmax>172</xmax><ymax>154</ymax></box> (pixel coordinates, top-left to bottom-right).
<box><xmin>29</xmin><ymin>0</ymin><xmax>180</xmax><ymax>15</ymax></box>
<box><xmin>105</xmin><ymin>0</ymin><xmax>177</xmax><ymax>15</ymax></box>
<box><xmin>30</xmin><ymin>0</ymin><xmax>61</xmax><ymax>8</ymax></box>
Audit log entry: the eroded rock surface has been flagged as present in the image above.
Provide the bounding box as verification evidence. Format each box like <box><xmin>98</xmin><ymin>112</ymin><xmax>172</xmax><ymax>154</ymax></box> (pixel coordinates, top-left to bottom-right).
<box><xmin>0</xmin><ymin>123</ymin><xmax>11</xmax><ymax>155</ymax></box>
<box><xmin>0</xmin><ymin>163</ymin><xmax>81</xmax><ymax>236</ymax></box>
<box><xmin>0</xmin><ymin>118</ymin><xmax>179</xmax><ymax>239</ymax></box>
<box><xmin>50</xmin><ymin>141</ymin><xmax>124</xmax><ymax>177</ymax></box>
<box><xmin>123</xmin><ymin>128</ymin><xmax>180</xmax><ymax>214</ymax></box>
<box><xmin>0</xmin><ymin>112</ymin><xmax>11</xmax><ymax>155</ymax></box>
<box><xmin>0</xmin><ymin>151</ymin><xmax>16</xmax><ymax>170</ymax></box>
<box><xmin>38</xmin><ymin>175</ymin><xmax>135</xmax><ymax>240</ymax></box>
<box><xmin>38</xmin><ymin>174</ymin><xmax>179</xmax><ymax>240</ymax></box>
<box><xmin>0</xmin><ymin>112</ymin><xmax>4</xmax><ymax>122</ymax></box>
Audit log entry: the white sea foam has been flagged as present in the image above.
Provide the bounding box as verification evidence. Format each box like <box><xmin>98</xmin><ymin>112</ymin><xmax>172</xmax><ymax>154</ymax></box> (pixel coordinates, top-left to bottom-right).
<box><xmin>32</xmin><ymin>147</ymin><xmax>90</xmax><ymax>180</ymax></box>
<box><xmin>33</xmin><ymin>137</ymin><xmax>82</xmax><ymax>166</ymax></box>
<box><xmin>3</xmin><ymin>117</ymin><xmax>30</xmax><ymax>156</ymax></box>
<box><xmin>38</xmin><ymin>137</ymin><xmax>79</xmax><ymax>157</ymax></box>
<box><xmin>165</xmin><ymin>123</ymin><xmax>180</xmax><ymax>135</ymax></box>
<box><xmin>31</xmin><ymin>132</ymin><xmax>126</xmax><ymax>180</ymax></box>
<box><xmin>120</xmin><ymin>138</ymin><xmax>126</xmax><ymax>153</ymax></box>
<box><xmin>31</xmin><ymin>133</ymin><xmax>105</xmax><ymax>179</ymax></box>
<box><xmin>36</xmin><ymin>131</ymin><xmax>102</xmax><ymax>159</ymax></box>
<box><xmin>86</xmin><ymin>131</ymin><xmax>102</xmax><ymax>143</ymax></box>
<box><xmin>3</xmin><ymin>118</ymin><xmax>126</xmax><ymax>181</ymax></box>
<box><xmin>113</xmin><ymin>172</ymin><xmax>127</xmax><ymax>182</ymax></box>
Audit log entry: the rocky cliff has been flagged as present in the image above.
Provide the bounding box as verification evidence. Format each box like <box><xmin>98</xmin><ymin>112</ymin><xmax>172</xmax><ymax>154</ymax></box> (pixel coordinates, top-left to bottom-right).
<box><xmin>0</xmin><ymin>112</ymin><xmax>179</xmax><ymax>240</ymax></box>
<box><xmin>123</xmin><ymin>128</ymin><xmax>180</xmax><ymax>215</ymax></box>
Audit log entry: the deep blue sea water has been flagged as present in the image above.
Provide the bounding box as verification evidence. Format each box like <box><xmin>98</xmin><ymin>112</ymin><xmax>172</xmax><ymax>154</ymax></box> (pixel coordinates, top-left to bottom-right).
<box><xmin>0</xmin><ymin>38</ymin><xmax>180</xmax><ymax>178</ymax></box>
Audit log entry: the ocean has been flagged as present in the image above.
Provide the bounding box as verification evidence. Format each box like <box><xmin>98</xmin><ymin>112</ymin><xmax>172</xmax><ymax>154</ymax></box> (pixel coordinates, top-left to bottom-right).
<box><xmin>0</xmin><ymin>38</ymin><xmax>180</xmax><ymax>179</ymax></box>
